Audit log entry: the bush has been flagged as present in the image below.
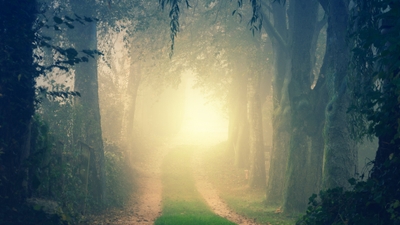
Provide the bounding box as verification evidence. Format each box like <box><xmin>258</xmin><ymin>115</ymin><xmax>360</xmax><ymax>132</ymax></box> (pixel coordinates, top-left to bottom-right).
<box><xmin>104</xmin><ymin>142</ymin><xmax>136</xmax><ymax>208</ymax></box>
<box><xmin>297</xmin><ymin>157</ymin><xmax>400</xmax><ymax>225</ymax></box>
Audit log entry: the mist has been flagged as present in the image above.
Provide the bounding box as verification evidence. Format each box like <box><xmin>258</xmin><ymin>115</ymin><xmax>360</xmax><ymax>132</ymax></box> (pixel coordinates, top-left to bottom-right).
<box><xmin>1</xmin><ymin>0</ymin><xmax>398</xmax><ymax>224</ymax></box>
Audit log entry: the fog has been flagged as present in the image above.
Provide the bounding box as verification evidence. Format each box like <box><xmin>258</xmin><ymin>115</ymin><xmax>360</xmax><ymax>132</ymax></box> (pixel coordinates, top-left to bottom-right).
<box><xmin>3</xmin><ymin>0</ymin><xmax>391</xmax><ymax>224</ymax></box>
<box><xmin>151</xmin><ymin>71</ymin><xmax>228</xmax><ymax>146</ymax></box>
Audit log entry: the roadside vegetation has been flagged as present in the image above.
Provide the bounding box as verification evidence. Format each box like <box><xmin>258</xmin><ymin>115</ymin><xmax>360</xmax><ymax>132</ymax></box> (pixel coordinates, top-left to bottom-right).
<box><xmin>202</xmin><ymin>142</ymin><xmax>297</xmax><ymax>225</ymax></box>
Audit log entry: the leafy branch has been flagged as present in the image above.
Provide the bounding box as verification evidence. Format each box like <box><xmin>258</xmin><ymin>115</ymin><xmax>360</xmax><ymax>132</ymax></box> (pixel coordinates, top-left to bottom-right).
<box><xmin>159</xmin><ymin>0</ymin><xmax>191</xmax><ymax>58</ymax></box>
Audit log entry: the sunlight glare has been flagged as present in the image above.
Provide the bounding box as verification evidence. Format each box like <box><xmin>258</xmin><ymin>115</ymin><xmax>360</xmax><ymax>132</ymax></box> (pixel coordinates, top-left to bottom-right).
<box><xmin>175</xmin><ymin>72</ymin><xmax>228</xmax><ymax>147</ymax></box>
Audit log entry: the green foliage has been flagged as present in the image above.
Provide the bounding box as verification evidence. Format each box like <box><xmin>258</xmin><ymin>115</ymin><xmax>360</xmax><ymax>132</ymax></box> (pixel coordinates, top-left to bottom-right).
<box><xmin>297</xmin><ymin>170</ymin><xmax>400</xmax><ymax>225</ymax></box>
<box><xmin>0</xmin><ymin>202</ymin><xmax>68</xmax><ymax>225</ymax></box>
<box><xmin>349</xmin><ymin>0</ymin><xmax>400</xmax><ymax>141</ymax></box>
<box><xmin>159</xmin><ymin>0</ymin><xmax>191</xmax><ymax>57</ymax></box>
<box><xmin>35</xmin><ymin>12</ymin><xmax>102</xmax><ymax>72</ymax></box>
<box><xmin>0</xmin><ymin>0</ymin><xmax>39</xmax><ymax>219</ymax></box>
<box><xmin>104</xmin><ymin>142</ymin><xmax>135</xmax><ymax>207</ymax></box>
<box><xmin>30</xmin><ymin>99</ymin><xmax>135</xmax><ymax>222</ymax></box>
<box><xmin>299</xmin><ymin>1</ymin><xmax>400</xmax><ymax>224</ymax></box>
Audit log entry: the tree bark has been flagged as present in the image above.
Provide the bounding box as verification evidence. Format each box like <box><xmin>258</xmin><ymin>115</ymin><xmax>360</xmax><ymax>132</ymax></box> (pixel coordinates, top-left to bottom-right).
<box><xmin>69</xmin><ymin>1</ymin><xmax>106</xmax><ymax>205</ymax></box>
<box><xmin>284</xmin><ymin>0</ymin><xmax>320</xmax><ymax>213</ymax></box>
<box><xmin>320</xmin><ymin>0</ymin><xmax>357</xmax><ymax>190</ymax></box>
<box><xmin>0</xmin><ymin>0</ymin><xmax>37</xmax><ymax>208</ymax></box>
<box><xmin>264</xmin><ymin>1</ymin><xmax>291</xmax><ymax>206</ymax></box>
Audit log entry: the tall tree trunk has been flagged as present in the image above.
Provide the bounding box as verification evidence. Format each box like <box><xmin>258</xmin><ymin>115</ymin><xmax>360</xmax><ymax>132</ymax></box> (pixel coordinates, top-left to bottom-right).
<box><xmin>121</xmin><ymin>58</ymin><xmax>142</xmax><ymax>149</ymax></box>
<box><xmin>70</xmin><ymin>5</ymin><xmax>106</xmax><ymax>206</ymax></box>
<box><xmin>304</xmin><ymin>7</ymin><xmax>328</xmax><ymax>201</ymax></box>
<box><xmin>306</xmin><ymin>83</ymin><xmax>327</xmax><ymax>196</ymax></box>
<box><xmin>248</xmin><ymin>74</ymin><xmax>266</xmax><ymax>188</ymax></box>
<box><xmin>232</xmin><ymin>67</ymin><xmax>250</xmax><ymax>168</ymax></box>
<box><xmin>319</xmin><ymin>0</ymin><xmax>357</xmax><ymax>190</ymax></box>
<box><xmin>0</xmin><ymin>0</ymin><xmax>37</xmax><ymax>209</ymax></box>
<box><xmin>235</xmin><ymin>118</ymin><xmax>249</xmax><ymax>168</ymax></box>
<box><xmin>284</xmin><ymin>0</ymin><xmax>319</xmax><ymax>213</ymax></box>
<box><xmin>265</xmin><ymin>1</ymin><xmax>291</xmax><ymax>205</ymax></box>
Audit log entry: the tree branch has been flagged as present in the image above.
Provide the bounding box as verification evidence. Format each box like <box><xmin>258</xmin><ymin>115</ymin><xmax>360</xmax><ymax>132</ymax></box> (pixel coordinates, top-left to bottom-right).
<box><xmin>259</xmin><ymin>9</ymin><xmax>287</xmax><ymax>48</ymax></box>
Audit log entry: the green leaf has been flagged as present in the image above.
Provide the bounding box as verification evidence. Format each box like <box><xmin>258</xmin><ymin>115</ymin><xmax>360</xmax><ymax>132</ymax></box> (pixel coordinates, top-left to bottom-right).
<box><xmin>64</xmin><ymin>22</ymin><xmax>74</xmax><ymax>29</ymax></box>
<box><xmin>348</xmin><ymin>178</ymin><xmax>356</xmax><ymax>185</ymax></box>
<box><xmin>84</xmin><ymin>16</ymin><xmax>93</xmax><ymax>22</ymax></box>
<box><xmin>64</xmin><ymin>16</ymin><xmax>74</xmax><ymax>22</ymax></box>
<box><xmin>53</xmin><ymin>16</ymin><xmax>63</xmax><ymax>24</ymax></box>
<box><xmin>65</xmin><ymin>48</ymin><xmax>78</xmax><ymax>59</ymax></box>
<box><xmin>81</xmin><ymin>56</ymin><xmax>89</xmax><ymax>62</ymax></box>
<box><xmin>33</xmin><ymin>205</ymin><xmax>42</xmax><ymax>211</ymax></box>
<box><xmin>391</xmin><ymin>200</ymin><xmax>400</xmax><ymax>209</ymax></box>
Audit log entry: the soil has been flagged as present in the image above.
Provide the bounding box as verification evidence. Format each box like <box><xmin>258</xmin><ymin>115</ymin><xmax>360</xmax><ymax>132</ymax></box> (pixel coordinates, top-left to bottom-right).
<box><xmin>90</xmin><ymin>138</ymin><xmax>260</xmax><ymax>225</ymax></box>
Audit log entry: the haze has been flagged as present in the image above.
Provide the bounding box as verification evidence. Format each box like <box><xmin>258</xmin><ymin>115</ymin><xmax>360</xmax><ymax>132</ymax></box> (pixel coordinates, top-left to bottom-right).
<box><xmin>2</xmin><ymin>0</ymin><xmax>397</xmax><ymax>224</ymax></box>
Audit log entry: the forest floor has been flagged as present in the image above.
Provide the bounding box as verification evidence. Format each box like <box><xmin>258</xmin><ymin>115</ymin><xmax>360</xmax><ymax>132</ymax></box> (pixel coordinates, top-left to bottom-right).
<box><xmin>88</xmin><ymin>135</ymin><xmax>293</xmax><ymax>225</ymax></box>
<box><xmin>86</xmin><ymin>138</ymin><xmax>168</xmax><ymax>225</ymax></box>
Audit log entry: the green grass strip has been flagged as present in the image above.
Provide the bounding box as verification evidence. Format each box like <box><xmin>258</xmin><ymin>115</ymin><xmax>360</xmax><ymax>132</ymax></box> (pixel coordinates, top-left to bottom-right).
<box><xmin>155</xmin><ymin>146</ymin><xmax>236</xmax><ymax>225</ymax></box>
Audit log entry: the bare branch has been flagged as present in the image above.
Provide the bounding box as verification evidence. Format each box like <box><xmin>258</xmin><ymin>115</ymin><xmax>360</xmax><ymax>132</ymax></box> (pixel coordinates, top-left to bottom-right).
<box><xmin>259</xmin><ymin>9</ymin><xmax>287</xmax><ymax>48</ymax></box>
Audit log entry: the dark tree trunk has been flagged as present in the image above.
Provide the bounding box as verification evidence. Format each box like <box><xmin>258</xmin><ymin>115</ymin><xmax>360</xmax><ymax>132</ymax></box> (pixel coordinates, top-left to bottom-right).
<box><xmin>265</xmin><ymin>1</ymin><xmax>291</xmax><ymax>206</ymax></box>
<box><xmin>0</xmin><ymin>0</ymin><xmax>37</xmax><ymax>210</ymax></box>
<box><xmin>69</xmin><ymin>1</ymin><xmax>106</xmax><ymax>205</ymax></box>
<box><xmin>284</xmin><ymin>0</ymin><xmax>319</xmax><ymax>213</ymax></box>
<box><xmin>319</xmin><ymin>0</ymin><xmax>357</xmax><ymax>190</ymax></box>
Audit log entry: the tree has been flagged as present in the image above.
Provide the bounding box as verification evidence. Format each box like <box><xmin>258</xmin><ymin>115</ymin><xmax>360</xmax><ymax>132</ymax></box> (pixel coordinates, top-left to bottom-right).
<box><xmin>158</xmin><ymin>0</ymin><xmax>368</xmax><ymax>213</ymax></box>
<box><xmin>0</xmin><ymin>0</ymin><xmax>38</xmax><ymax>214</ymax></box>
<box><xmin>297</xmin><ymin>1</ymin><xmax>400</xmax><ymax>223</ymax></box>
<box><xmin>179</xmin><ymin>1</ymin><xmax>271</xmax><ymax>186</ymax></box>
<box><xmin>263</xmin><ymin>1</ymin><xmax>292</xmax><ymax>206</ymax></box>
<box><xmin>317</xmin><ymin>0</ymin><xmax>357</xmax><ymax>190</ymax></box>
<box><xmin>259</xmin><ymin>0</ymin><xmax>327</xmax><ymax>212</ymax></box>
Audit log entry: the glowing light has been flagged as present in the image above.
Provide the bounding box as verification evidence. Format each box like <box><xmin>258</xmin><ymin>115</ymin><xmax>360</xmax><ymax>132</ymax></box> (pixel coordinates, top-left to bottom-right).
<box><xmin>175</xmin><ymin>72</ymin><xmax>228</xmax><ymax>146</ymax></box>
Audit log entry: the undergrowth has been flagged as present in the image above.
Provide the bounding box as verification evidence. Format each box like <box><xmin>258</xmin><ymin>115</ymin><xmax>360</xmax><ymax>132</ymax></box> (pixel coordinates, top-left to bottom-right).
<box><xmin>297</xmin><ymin>155</ymin><xmax>400</xmax><ymax>225</ymax></box>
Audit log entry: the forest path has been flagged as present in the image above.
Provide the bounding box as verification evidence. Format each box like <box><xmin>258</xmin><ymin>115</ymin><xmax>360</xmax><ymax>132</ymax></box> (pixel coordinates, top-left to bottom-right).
<box><xmin>90</xmin><ymin>134</ymin><xmax>259</xmax><ymax>225</ymax></box>
<box><xmin>88</xmin><ymin>139</ymin><xmax>170</xmax><ymax>225</ymax></box>
<box><xmin>192</xmin><ymin>149</ymin><xmax>262</xmax><ymax>225</ymax></box>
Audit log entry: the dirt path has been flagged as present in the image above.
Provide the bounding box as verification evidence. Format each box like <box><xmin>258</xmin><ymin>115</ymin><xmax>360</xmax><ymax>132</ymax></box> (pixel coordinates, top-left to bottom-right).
<box><xmin>91</xmin><ymin>137</ymin><xmax>260</xmax><ymax>225</ymax></box>
<box><xmin>192</xmin><ymin>150</ymin><xmax>262</xmax><ymax>225</ymax></box>
<box><xmin>122</xmin><ymin>146</ymin><xmax>164</xmax><ymax>225</ymax></box>
<box><xmin>89</xmin><ymin>142</ymin><xmax>168</xmax><ymax>225</ymax></box>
